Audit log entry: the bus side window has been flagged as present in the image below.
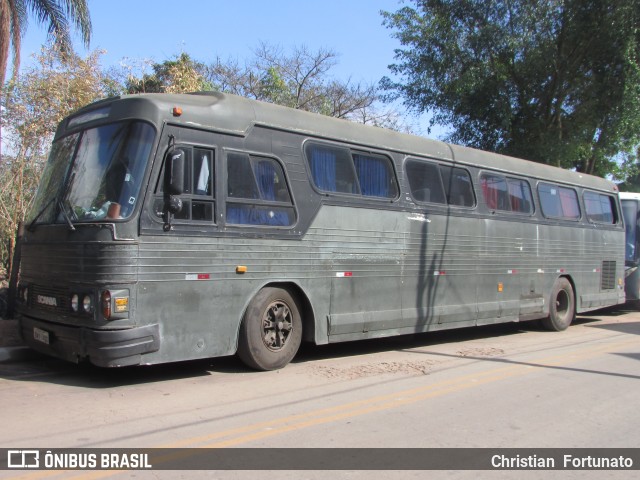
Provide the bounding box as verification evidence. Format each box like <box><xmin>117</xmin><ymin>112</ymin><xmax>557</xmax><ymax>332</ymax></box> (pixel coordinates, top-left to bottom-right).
<box><xmin>304</xmin><ymin>142</ymin><xmax>399</xmax><ymax>200</ymax></box>
<box><xmin>439</xmin><ymin>165</ymin><xmax>475</xmax><ymax>207</ymax></box>
<box><xmin>539</xmin><ymin>183</ymin><xmax>580</xmax><ymax>220</ymax></box>
<box><xmin>305</xmin><ymin>143</ymin><xmax>359</xmax><ymax>194</ymax></box>
<box><xmin>584</xmin><ymin>191</ymin><xmax>617</xmax><ymax>224</ymax></box>
<box><xmin>352</xmin><ymin>152</ymin><xmax>398</xmax><ymax>199</ymax></box>
<box><xmin>480</xmin><ymin>173</ymin><xmax>533</xmax><ymax>214</ymax></box>
<box><xmin>405</xmin><ymin>159</ymin><xmax>446</xmax><ymax>204</ymax></box>
<box><xmin>194</xmin><ymin>149</ymin><xmax>213</xmax><ymax>196</ymax></box>
<box><xmin>226</xmin><ymin>153</ymin><xmax>295</xmax><ymax>227</ymax></box>
<box><xmin>506</xmin><ymin>178</ymin><xmax>533</xmax><ymax>214</ymax></box>
<box><xmin>227</xmin><ymin>153</ymin><xmax>260</xmax><ymax>199</ymax></box>
<box><xmin>480</xmin><ymin>174</ymin><xmax>509</xmax><ymax>211</ymax></box>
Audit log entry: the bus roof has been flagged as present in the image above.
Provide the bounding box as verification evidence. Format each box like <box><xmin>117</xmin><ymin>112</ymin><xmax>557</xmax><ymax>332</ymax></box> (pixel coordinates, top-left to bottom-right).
<box><xmin>71</xmin><ymin>91</ymin><xmax>617</xmax><ymax>193</ymax></box>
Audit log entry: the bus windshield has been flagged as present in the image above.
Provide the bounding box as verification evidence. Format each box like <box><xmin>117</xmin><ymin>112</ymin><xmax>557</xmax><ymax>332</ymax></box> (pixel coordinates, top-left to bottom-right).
<box><xmin>28</xmin><ymin>121</ymin><xmax>155</xmax><ymax>226</ymax></box>
<box><xmin>622</xmin><ymin>200</ymin><xmax>638</xmax><ymax>262</ymax></box>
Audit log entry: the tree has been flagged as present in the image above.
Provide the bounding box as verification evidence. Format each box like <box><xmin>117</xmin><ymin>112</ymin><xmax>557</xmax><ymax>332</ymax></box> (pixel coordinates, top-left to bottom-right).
<box><xmin>0</xmin><ymin>0</ymin><xmax>91</xmax><ymax>86</ymax></box>
<box><xmin>0</xmin><ymin>44</ymin><xmax>109</xmax><ymax>269</ymax></box>
<box><xmin>125</xmin><ymin>53</ymin><xmax>212</xmax><ymax>94</ymax></box>
<box><xmin>381</xmin><ymin>0</ymin><xmax>640</xmax><ymax>179</ymax></box>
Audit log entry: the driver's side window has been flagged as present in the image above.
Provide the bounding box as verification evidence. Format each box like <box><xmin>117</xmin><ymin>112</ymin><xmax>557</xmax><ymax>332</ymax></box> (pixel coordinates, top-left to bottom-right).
<box><xmin>155</xmin><ymin>146</ymin><xmax>216</xmax><ymax>222</ymax></box>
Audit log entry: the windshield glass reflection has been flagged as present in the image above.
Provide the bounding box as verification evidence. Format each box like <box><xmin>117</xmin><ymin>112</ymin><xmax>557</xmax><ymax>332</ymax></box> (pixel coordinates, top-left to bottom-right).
<box><xmin>28</xmin><ymin>121</ymin><xmax>155</xmax><ymax>226</ymax></box>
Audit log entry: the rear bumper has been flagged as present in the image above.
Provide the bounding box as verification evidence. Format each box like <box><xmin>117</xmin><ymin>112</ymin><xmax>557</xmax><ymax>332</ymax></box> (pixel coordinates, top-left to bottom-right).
<box><xmin>19</xmin><ymin>316</ymin><xmax>160</xmax><ymax>367</ymax></box>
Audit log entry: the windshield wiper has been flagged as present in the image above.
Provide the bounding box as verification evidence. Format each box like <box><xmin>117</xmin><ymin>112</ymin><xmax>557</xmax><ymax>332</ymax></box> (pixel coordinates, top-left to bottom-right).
<box><xmin>56</xmin><ymin>171</ymin><xmax>77</xmax><ymax>231</ymax></box>
<box><xmin>57</xmin><ymin>199</ymin><xmax>76</xmax><ymax>231</ymax></box>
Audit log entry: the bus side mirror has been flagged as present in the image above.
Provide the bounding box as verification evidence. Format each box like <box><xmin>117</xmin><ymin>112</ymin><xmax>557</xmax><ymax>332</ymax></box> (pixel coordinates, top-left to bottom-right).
<box><xmin>163</xmin><ymin>149</ymin><xmax>185</xmax><ymax>231</ymax></box>
<box><xmin>165</xmin><ymin>149</ymin><xmax>185</xmax><ymax>195</ymax></box>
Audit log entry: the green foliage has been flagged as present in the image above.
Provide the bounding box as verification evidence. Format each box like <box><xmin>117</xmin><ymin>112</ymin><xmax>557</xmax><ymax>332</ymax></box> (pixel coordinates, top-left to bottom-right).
<box><xmin>259</xmin><ymin>66</ymin><xmax>291</xmax><ymax>106</ymax></box>
<box><xmin>382</xmin><ymin>0</ymin><xmax>640</xmax><ymax>179</ymax></box>
<box><xmin>125</xmin><ymin>53</ymin><xmax>212</xmax><ymax>94</ymax></box>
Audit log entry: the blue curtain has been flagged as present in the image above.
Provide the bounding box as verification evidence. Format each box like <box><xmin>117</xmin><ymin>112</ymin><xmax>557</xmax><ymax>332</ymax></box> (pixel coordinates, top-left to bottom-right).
<box><xmin>227</xmin><ymin>205</ymin><xmax>290</xmax><ymax>226</ymax></box>
<box><xmin>353</xmin><ymin>154</ymin><xmax>389</xmax><ymax>197</ymax></box>
<box><xmin>255</xmin><ymin>161</ymin><xmax>276</xmax><ymax>200</ymax></box>
<box><xmin>227</xmin><ymin>205</ymin><xmax>252</xmax><ymax>224</ymax></box>
<box><xmin>310</xmin><ymin>147</ymin><xmax>337</xmax><ymax>191</ymax></box>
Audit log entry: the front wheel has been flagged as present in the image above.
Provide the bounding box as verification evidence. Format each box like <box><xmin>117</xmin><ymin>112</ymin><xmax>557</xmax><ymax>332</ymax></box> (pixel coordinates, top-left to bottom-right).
<box><xmin>541</xmin><ymin>277</ymin><xmax>575</xmax><ymax>331</ymax></box>
<box><xmin>237</xmin><ymin>287</ymin><xmax>302</xmax><ymax>371</ymax></box>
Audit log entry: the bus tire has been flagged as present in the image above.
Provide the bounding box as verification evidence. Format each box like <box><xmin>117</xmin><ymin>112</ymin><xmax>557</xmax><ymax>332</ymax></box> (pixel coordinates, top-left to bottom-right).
<box><xmin>541</xmin><ymin>277</ymin><xmax>575</xmax><ymax>331</ymax></box>
<box><xmin>237</xmin><ymin>287</ymin><xmax>302</xmax><ymax>371</ymax></box>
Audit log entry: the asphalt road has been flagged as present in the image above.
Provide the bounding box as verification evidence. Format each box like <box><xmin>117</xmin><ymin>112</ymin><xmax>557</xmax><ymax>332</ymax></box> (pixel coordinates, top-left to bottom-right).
<box><xmin>1</xmin><ymin>307</ymin><xmax>638</xmax><ymax>479</ymax></box>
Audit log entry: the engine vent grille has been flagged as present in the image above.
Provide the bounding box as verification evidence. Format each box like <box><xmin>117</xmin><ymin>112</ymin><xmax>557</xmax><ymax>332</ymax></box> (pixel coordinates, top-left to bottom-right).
<box><xmin>601</xmin><ymin>261</ymin><xmax>616</xmax><ymax>290</ymax></box>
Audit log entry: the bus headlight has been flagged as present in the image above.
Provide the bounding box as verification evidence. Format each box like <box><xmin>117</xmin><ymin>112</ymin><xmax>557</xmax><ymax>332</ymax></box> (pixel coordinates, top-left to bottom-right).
<box><xmin>71</xmin><ymin>294</ymin><xmax>79</xmax><ymax>312</ymax></box>
<box><xmin>83</xmin><ymin>295</ymin><xmax>93</xmax><ymax>313</ymax></box>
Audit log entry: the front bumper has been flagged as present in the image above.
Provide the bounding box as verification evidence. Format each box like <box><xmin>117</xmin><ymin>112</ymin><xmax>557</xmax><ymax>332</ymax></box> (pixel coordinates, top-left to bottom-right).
<box><xmin>19</xmin><ymin>316</ymin><xmax>160</xmax><ymax>367</ymax></box>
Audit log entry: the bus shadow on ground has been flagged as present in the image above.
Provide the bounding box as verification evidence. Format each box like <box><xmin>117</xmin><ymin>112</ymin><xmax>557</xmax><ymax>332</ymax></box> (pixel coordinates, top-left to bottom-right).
<box><xmin>292</xmin><ymin>314</ymin><xmax>610</xmax><ymax>365</ymax></box>
<box><xmin>293</xmin><ymin>320</ymin><xmax>536</xmax><ymax>365</ymax></box>
<box><xmin>0</xmin><ymin>308</ymin><xmax>632</xmax><ymax>388</ymax></box>
<box><xmin>0</xmin><ymin>321</ymin><xmax>530</xmax><ymax>387</ymax></box>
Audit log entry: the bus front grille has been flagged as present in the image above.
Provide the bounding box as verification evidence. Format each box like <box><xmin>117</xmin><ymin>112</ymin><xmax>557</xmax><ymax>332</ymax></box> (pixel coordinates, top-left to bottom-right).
<box><xmin>29</xmin><ymin>285</ymin><xmax>70</xmax><ymax>312</ymax></box>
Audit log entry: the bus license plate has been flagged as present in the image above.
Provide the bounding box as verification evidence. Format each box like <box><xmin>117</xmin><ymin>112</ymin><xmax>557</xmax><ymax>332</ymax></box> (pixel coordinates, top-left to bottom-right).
<box><xmin>33</xmin><ymin>327</ymin><xmax>50</xmax><ymax>345</ymax></box>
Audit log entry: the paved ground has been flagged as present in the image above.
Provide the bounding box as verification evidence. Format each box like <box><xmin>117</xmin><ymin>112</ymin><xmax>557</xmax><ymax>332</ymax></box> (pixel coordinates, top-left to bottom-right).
<box><xmin>1</xmin><ymin>310</ymin><xmax>637</xmax><ymax>480</ymax></box>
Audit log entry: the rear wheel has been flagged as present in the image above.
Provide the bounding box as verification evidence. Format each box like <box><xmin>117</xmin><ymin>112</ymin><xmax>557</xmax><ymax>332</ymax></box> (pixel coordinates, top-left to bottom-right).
<box><xmin>541</xmin><ymin>277</ymin><xmax>575</xmax><ymax>331</ymax></box>
<box><xmin>237</xmin><ymin>287</ymin><xmax>302</xmax><ymax>370</ymax></box>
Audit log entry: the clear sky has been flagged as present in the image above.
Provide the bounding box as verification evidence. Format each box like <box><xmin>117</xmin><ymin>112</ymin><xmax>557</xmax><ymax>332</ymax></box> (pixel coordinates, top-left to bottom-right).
<box><xmin>18</xmin><ymin>0</ymin><xmax>406</xmax><ymax>88</ymax></box>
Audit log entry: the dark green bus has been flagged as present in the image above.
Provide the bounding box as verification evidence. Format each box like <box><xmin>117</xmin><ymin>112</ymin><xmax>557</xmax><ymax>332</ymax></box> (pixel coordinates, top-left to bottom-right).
<box><xmin>15</xmin><ymin>92</ymin><xmax>625</xmax><ymax>370</ymax></box>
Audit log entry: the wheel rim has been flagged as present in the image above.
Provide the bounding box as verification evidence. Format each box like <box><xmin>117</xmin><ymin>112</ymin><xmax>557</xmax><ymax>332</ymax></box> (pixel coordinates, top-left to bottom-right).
<box><xmin>261</xmin><ymin>301</ymin><xmax>293</xmax><ymax>351</ymax></box>
<box><xmin>555</xmin><ymin>289</ymin><xmax>570</xmax><ymax>321</ymax></box>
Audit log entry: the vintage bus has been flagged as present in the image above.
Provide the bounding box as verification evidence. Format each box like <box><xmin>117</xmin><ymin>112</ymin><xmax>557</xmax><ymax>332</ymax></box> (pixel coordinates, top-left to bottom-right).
<box><xmin>620</xmin><ymin>192</ymin><xmax>640</xmax><ymax>303</ymax></box>
<box><xmin>15</xmin><ymin>92</ymin><xmax>625</xmax><ymax>370</ymax></box>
